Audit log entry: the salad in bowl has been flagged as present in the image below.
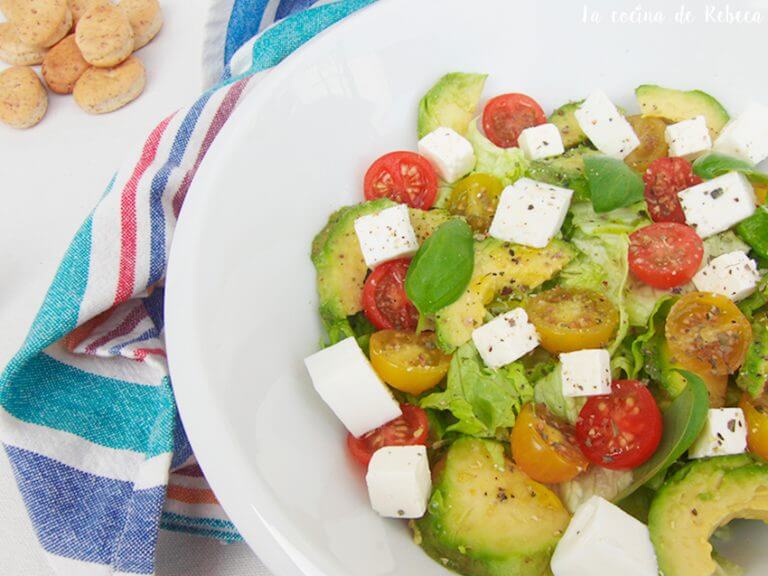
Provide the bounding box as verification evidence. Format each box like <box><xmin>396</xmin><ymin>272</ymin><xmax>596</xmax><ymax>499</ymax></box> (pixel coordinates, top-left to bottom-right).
<box><xmin>304</xmin><ymin>72</ymin><xmax>768</xmax><ymax>576</ymax></box>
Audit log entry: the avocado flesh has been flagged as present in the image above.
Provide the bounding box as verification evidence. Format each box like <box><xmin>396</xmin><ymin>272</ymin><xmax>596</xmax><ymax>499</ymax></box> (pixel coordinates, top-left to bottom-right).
<box><xmin>435</xmin><ymin>238</ymin><xmax>574</xmax><ymax>351</ymax></box>
<box><xmin>415</xmin><ymin>438</ymin><xmax>570</xmax><ymax>576</ymax></box>
<box><xmin>636</xmin><ymin>84</ymin><xmax>730</xmax><ymax>134</ymax></box>
<box><xmin>418</xmin><ymin>72</ymin><xmax>487</xmax><ymax>138</ymax></box>
<box><xmin>527</xmin><ymin>146</ymin><xmax>599</xmax><ymax>202</ymax></box>
<box><xmin>548</xmin><ymin>101</ymin><xmax>587</xmax><ymax>148</ymax></box>
<box><xmin>649</xmin><ymin>455</ymin><xmax>768</xmax><ymax>576</ymax></box>
<box><xmin>311</xmin><ymin>200</ymin><xmax>451</xmax><ymax>324</ymax></box>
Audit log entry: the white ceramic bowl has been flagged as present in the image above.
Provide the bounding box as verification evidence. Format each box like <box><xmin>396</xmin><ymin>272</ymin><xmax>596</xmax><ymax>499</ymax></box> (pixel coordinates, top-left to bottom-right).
<box><xmin>165</xmin><ymin>0</ymin><xmax>768</xmax><ymax>574</ymax></box>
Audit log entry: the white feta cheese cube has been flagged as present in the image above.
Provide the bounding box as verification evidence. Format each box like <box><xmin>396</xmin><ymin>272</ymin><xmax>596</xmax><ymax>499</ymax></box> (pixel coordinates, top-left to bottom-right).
<box><xmin>488</xmin><ymin>178</ymin><xmax>573</xmax><ymax>248</ymax></box>
<box><xmin>574</xmin><ymin>91</ymin><xmax>640</xmax><ymax>159</ymax></box>
<box><xmin>472</xmin><ymin>308</ymin><xmax>539</xmax><ymax>369</ymax></box>
<box><xmin>354</xmin><ymin>204</ymin><xmax>419</xmax><ymax>268</ymax></box>
<box><xmin>417</xmin><ymin>126</ymin><xmax>476</xmax><ymax>183</ymax></box>
<box><xmin>518</xmin><ymin>123</ymin><xmax>565</xmax><ymax>161</ymax></box>
<box><xmin>665</xmin><ymin>115</ymin><xmax>712</xmax><ymax>158</ymax></box>
<box><xmin>714</xmin><ymin>103</ymin><xmax>768</xmax><ymax>165</ymax></box>
<box><xmin>366</xmin><ymin>445</ymin><xmax>431</xmax><ymax>519</ymax></box>
<box><xmin>560</xmin><ymin>349</ymin><xmax>612</xmax><ymax>398</ymax></box>
<box><xmin>551</xmin><ymin>496</ymin><xmax>658</xmax><ymax>576</ymax></box>
<box><xmin>304</xmin><ymin>337</ymin><xmax>401</xmax><ymax>438</ymax></box>
<box><xmin>689</xmin><ymin>408</ymin><xmax>747</xmax><ymax>459</ymax></box>
<box><xmin>692</xmin><ymin>250</ymin><xmax>761</xmax><ymax>301</ymax></box>
<box><xmin>677</xmin><ymin>172</ymin><xmax>757</xmax><ymax>238</ymax></box>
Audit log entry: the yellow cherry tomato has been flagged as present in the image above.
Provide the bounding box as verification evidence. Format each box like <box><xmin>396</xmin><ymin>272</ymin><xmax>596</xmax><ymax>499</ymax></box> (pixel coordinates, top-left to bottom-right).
<box><xmin>753</xmin><ymin>182</ymin><xmax>768</xmax><ymax>204</ymax></box>
<box><xmin>739</xmin><ymin>394</ymin><xmax>768</xmax><ymax>460</ymax></box>
<box><xmin>624</xmin><ymin>115</ymin><xmax>669</xmax><ymax>174</ymax></box>
<box><xmin>511</xmin><ymin>403</ymin><xmax>589</xmax><ymax>484</ymax></box>
<box><xmin>369</xmin><ymin>330</ymin><xmax>451</xmax><ymax>395</ymax></box>
<box><xmin>447</xmin><ymin>173</ymin><xmax>504</xmax><ymax>233</ymax></box>
<box><xmin>666</xmin><ymin>292</ymin><xmax>752</xmax><ymax>377</ymax></box>
<box><xmin>525</xmin><ymin>287</ymin><xmax>619</xmax><ymax>354</ymax></box>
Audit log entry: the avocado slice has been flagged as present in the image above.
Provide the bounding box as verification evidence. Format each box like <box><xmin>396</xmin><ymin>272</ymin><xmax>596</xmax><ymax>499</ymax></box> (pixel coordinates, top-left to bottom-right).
<box><xmin>527</xmin><ymin>146</ymin><xmax>600</xmax><ymax>202</ymax></box>
<box><xmin>636</xmin><ymin>84</ymin><xmax>730</xmax><ymax>134</ymax></box>
<box><xmin>737</xmin><ymin>313</ymin><xmax>768</xmax><ymax>398</ymax></box>
<box><xmin>649</xmin><ymin>455</ymin><xmax>768</xmax><ymax>576</ymax></box>
<box><xmin>548</xmin><ymin>101</ymin><xmax>588</xmax><ymax>148</ymax></box>
<box><xmin>418</xmin><ymin>72</ymin><xmax>487</xmax><ymax>139</ymax></box>
<box><xmin>415</xmin><ymin>438</ymin><xmax>570</xmax><ymax>576</ymax></box>
<box><xmin>434</xmin><ymin>238</ymin><xmax>575</xmax><ymax>351</ymax></box>
<box><xmin>312</xmin><ymin>200</ymin><xmax>452</xmax><ymax>326</ymax></box>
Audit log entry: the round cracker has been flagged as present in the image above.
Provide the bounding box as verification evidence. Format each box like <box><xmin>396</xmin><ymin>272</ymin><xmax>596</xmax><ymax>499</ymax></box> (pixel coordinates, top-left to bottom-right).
<box><xmin>5</xmin><ymin>0</ymin><xmax>71</xmax><ymax>48</ymax></box>
<box><xmin>0</xmin><ymin>22</ymin><xmax>47</xmax><ymax>65</ymax></box>
<box><xmin>119</xmin><ymin>0</ymin><xmax>162</xmax><ymax>50</ymax></box>
<box><xmin>75</xmin><ymin>3</ymin><xmax>133</xmax><ymax>67</ymax></box>
<box><xmin>69</xmin><ymin>0</ymin><xmax>110</xmax><ymax>25</ymax></box>
<box><xmin>42</xmin><ymin>34</ymin><xmax>89</xmax><ymax>94</ymax></box>
<box><xmin>0</xmin><ymin>65</ymin><xmax>48</xmax><ymax>129</ymax></box>
<box><xmin>73</xmin><ymin>54</ymin><xmax>145</xmax><ymax>114</ymax></box>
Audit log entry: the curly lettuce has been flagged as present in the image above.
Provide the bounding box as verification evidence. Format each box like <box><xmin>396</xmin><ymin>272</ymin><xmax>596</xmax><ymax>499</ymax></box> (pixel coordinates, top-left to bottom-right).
<box><xmin>465</xmin><ymin>118</ymin><xmax>527</xmax><ymax>186</ymax></box>
<box><xmin>420</xmin><ymin>342</ymin><xmax>533</xmax><ymax>438</ymax></box>
<box><xmin>533</xmin><ymin>365</ymin><xmax>583</xmax><ymax>424</ymax></box>
<box><xmin>557</xmin><ymin>202</ymin><xmax>649</xmax><ymax>354</ymax></box>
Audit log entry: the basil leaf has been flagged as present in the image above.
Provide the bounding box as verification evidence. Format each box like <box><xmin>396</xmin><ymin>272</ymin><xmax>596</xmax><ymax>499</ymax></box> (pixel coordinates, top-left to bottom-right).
<box><xmin>405</xmin><ymin>219</ymin><xmax>474</xmax><ymax>314</ymax></box>
<box><xmin>736</xmin><ymin>205</ymin><xmax>768</xmax><ymax>260</ymax></box>
<box><xmin>692</xmin><ymin>153</ymin><xmax>768</xmax><ymax>185</ymax></box>
<box><xmin>584</xmin><ymin>155</ymin><xmax>645</xmax><ymax>213</ymax></box>
<box><xmin>615</xmin><ymin>369</ymin><xmax>709</xmax><ymax>502</ymax></box>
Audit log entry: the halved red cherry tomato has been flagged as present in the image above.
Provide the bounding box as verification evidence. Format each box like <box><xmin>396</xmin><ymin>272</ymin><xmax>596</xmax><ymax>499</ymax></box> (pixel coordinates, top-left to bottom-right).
<box><xmin>643</xmin><ymin>157</ymin><xmax>702</xmax><ymax>223</ymax></box>
<box><xmin>347</xmin><ymin>404</ymin><xmax>429</xmax><ymax>466</ymax></box>
<box><xmin>575</xmin><ymin>380</ymin><xmax>663</xmax><ymax>470</ymax></box>
<box><xmin>364</xmin><ymin>151</ymin><xmax>438</xmax><ymax>209</ymax></box>
<box><xmin>482</xmin><ymin>93</ymin><xmax>546</xmax><ymax>148</ymax></box>
<box><xmin>512</xmin><ymin>403</ymin><xmax>589</xmax><ymax>484</ymax></box>
<box><xmin>362</xmin><ymin>259</ymin><xmax>419</xmax><ymax>331</ymax></box>
<box><xmin>628</xmin><ymin>222</ymin><xmax>704</xmax><ymax>289</ymax></box>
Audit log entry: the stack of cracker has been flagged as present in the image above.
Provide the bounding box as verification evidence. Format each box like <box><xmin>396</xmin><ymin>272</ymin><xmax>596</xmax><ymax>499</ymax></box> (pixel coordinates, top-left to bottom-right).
<box><xmin>0</xmin><ymin>0</ymin><xmax>162</xmax><ymax>129</ymax></box>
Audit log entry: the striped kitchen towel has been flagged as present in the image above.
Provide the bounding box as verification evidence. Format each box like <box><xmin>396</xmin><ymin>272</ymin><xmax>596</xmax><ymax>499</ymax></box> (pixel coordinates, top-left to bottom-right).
<box><xmin>0</xmin><ymin>0</ymin><xmax>376</xmax><ymax>574</ymax></box>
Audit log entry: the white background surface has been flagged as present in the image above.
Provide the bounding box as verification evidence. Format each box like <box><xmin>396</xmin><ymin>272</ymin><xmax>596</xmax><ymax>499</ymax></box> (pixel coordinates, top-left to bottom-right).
<box><xmin>0</xmin><ymin>0</ymin><xmax>267</xmax><ymax>573</ymax></box>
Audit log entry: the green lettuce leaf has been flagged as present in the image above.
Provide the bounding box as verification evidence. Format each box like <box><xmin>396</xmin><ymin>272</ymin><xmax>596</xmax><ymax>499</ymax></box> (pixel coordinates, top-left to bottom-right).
<box><xmin>557</xmin><ymin>202</ymin><xmax>649</xmax><ymax>353</ymax></box>
<box><xmin>703</xmin><ymin>230</ymin><xmax>751</xmax><ymax>261</ymax></box>
<box><xmin>420</xmin><ymin>342</ymin><xmax>534</xmax><ymax>438</ymax></box>
<box><xmin>738</xmin><ymin>275</ymin><xmax>768</xmax><ymax>319</ymax></box>
<box><xmin>558</xmin><ymin>466</ymin><xmax>634</xmax><ymax>514</ymax></box>
<box><xmin>324</xmin><ymin>312</ymin><xmax>377</xmax><ymax>352</ymax></box>
<box><xmin>533</xmin><ymin>365</ymin><xmax>584</xmax><ymax>425</ymax></box>
<box><xmin>630</xmin><ymin>296</ymin><xmax>675</xmax><ymax>380</ymax></box>
<box><xmin>625</xmin><ymin>277</ymin><xmax>690</xmax><ymax>328</ymax></box>
<box><xmin>465</xmin><ymin>118</ymin><xmax>528</xmax><ymax>186</ymax></box>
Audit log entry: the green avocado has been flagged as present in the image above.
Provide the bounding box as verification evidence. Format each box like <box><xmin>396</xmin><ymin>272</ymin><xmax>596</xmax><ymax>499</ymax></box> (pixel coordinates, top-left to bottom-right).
<box><xmin>415</xmin><ymin>438</ymin><xmax>570</xmax><ymax>576</ymax></box>
<box><xmin>526</xmin><ymin>146</ymin><xmax>600</xmax><ymax>202</ymax></box>
<box><xmin>311</xmin><ymin>200</ymin><xmax>451</xmax><ymax>328</ymax></box>
<box><xmin>548</xmin><ymin>101</ymin><xmax>587</xmax><ymax>148</ymax></box>
<box><xmin>434</xmin><ymin>238</ymin><xmax>574</xmax><ymax>351</ymax></box>
<box><xmin>636</xmin><ymin>84</ymin><xmax>730</xmax><ymax>134</ymax></box>
<box><xmin>648</xmin><ymin>455</ymin><xmax>768</xmax><ymax>576</ymax></box>
<box><xmin>737</xmin><ymin>313</ymin><xmax>768</xmax><ymax>398</ymax></box>
<box><xmin>418</xmin><ymin>73</ymin><xmax>487</xmax><ymax>139</ymax></box>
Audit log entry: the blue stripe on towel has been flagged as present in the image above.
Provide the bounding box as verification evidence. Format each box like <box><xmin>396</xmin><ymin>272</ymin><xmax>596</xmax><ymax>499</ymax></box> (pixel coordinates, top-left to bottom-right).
<box><xmin>8</xmin><ymin>446</ymin><xmax>167</xmax><ymax>571</ymax></box>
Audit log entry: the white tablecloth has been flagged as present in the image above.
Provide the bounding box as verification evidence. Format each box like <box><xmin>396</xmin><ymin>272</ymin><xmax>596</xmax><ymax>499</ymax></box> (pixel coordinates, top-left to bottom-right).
<box><xmin>0</xmin><ymin>1</ymin><xmax>268</xmax><ymax>573</ymax></box>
